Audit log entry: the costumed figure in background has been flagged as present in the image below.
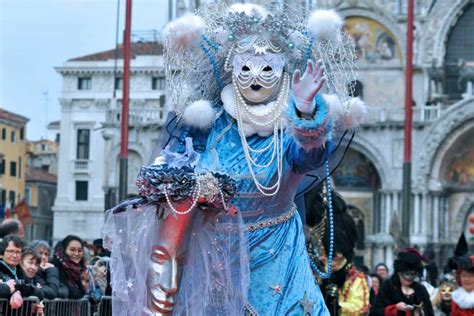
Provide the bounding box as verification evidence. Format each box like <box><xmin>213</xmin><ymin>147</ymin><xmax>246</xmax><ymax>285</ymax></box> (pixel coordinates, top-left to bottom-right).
<box><xmin>444</xmin><ymin>234</ymin><xmax>474</xmax><ymax>316</ymax></box>
<box><xmin>103</xmin><ymin>2</ymin><xmax>366</xmax><ymax>315</ymax></box>
<box><xmin>432</xmin><ymin>280</ymin><xmax>457</xmax><ymax>316</ymax></box>
<box><xmin>372</xmin><ymin>250</ymin><xmax>434</xmax><ymax>316</ymax></box>
<box><xmin>305</xmin><ymin>187</ymin><xmax>369</xmax><ymax>315</ymax></box>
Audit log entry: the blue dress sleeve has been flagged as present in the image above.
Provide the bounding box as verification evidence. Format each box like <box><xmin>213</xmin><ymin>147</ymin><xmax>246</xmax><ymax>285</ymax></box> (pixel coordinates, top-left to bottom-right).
<box><xmin>285</xmin><ymin>94</ymin><xmax>332</xmax><ymax>174</ymax></box>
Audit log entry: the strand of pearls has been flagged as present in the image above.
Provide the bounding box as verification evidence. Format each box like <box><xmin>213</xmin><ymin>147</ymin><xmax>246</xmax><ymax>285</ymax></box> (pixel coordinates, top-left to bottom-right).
<box><xmin>164</xmin><ymin>175</ymin><xmax>202</xmax><ymax>215</ymax></box>
<box><xmin>233</xmin><ymin>77</ymin><xmax>288</xmax><ymax>196</ymax></box>
<box><xmin>233</xmin><ymin>74</ymin><xmax>290</xmax><ymax>126</ymax></box>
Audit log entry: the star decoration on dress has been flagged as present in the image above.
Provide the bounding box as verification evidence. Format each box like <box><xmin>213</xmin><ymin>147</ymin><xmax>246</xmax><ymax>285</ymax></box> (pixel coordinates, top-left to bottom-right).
<box><xmin>268</xmin><ymin>248</ymin><xmax>275</xmax><ymax>255</ymax></box>
<box><xmin>127</xmin><ymin>279</ymin><xmax>134</xmax><ymax>289</ymax></box>
<box><xmin>299</xmin><ymin>292</ymin><xmax>314</xmax><ymax>315</ymax></box>
<box><xmin>270</xmin><ymin>284</ymin><xmax>283</xmax><ymax>295</ymax></box>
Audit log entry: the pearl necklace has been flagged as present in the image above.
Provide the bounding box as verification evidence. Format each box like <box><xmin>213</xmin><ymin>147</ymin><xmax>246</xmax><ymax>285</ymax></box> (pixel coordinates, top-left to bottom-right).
<box><xmin>232</xmin><ymin>73</ymin><xmax>290</xmax><ymax>196</ymax></box>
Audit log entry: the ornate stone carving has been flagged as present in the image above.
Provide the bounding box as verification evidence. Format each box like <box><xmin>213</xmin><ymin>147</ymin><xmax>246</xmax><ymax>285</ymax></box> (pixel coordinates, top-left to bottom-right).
<box><xmin>420</xmin><ymin>0</ymin><xmax>470</xmax><ymax>65</ymax></box>
<box><xmin>415</xmin><ymin>99</ymin><xmax>474</xmax><ymax>189</ymax></box>
<box><xmin>453</xmin><ymin>195</ymin><xmax>474</xmax><ymax>242</ymax></box>
<box><xmin>59</xmin><ymin>98</ymin><xmax>73</xmax><ymax>110</ymax></box>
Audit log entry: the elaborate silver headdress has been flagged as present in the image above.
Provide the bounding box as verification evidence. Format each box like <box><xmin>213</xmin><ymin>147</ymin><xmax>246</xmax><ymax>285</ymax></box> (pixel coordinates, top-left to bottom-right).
<box><xmin>163</xmin><ymin>1</ymin><xmax>360</xmax><ymax>127</ymax></box>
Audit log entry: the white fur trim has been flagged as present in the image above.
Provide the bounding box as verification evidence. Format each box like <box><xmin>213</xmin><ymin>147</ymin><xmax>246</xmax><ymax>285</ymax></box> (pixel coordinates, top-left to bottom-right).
<box><xmin>182</xmin><ymin>100</ymin><xmax>215</xmax><ymax>130</ymax></box>
<box><xmin>307</xmin><ymin>10</ymin><xmax>343</xmax><ymax>43</ymax></box>
<box><xmin>343</xmin><ymin>97</ymin><xmax>367</xmax><ymax>130</ymax></box>
<box><xmin>452</xmin><ymin>287</ymin><xmax>474</xmax><ymax>309</ymax></box>
<box><xmin>229</xmin><ymin>3</ymin><xmax>268</xmax><ymax>18</ymax></box>
<box><xmin>162</xmin><ymin>13</ymin><xmax>205</xmax><ymax>51</ymax></box>
<box><xmin>322</xmin><ymin>94</ymin><xmax>343</xmax><ymax>121</ymax></box>
<box><xmin>322</xmin><ymin>94</ymin><xmax>366</xmax><ymax>130</ymax></box>
<box><xmin>221</xmin><ymin>84</ymin><xmax>281</xmax><ymax>137</ymax></box>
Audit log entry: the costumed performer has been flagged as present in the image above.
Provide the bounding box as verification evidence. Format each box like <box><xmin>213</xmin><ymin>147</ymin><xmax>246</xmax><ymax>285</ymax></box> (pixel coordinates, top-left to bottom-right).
<box><xmin>104</xmin><ymin>2</ymin><xmax>366</xmax><ymax>315</ymax></box>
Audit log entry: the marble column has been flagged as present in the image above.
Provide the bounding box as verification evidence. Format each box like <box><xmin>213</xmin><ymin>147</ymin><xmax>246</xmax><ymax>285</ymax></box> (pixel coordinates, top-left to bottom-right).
<box><xmin>421</xmin><ymin>192</ymin><xmax>428</xmax><ymax>235</ymax></box>
<box><xmin>413</xmin><ymin>194</ymin><xmax>420</xmax><ymax>234</ymax></box>
<box><xmin>432</xmin><ymin>194</ymin><xmax>440</xmax><ymax>242</ymax></box>
<box><xmin>385</xmin><ymin>192</ymin><xmax>392</xmax><ymax>233</ymax></box>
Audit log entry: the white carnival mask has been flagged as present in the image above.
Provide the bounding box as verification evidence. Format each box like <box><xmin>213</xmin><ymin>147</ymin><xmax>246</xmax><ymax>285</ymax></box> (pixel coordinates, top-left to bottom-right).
<box><xmin>232</xmin><ymin>53</ymin><xmax>285</xmax><ymax>103</ymax></box>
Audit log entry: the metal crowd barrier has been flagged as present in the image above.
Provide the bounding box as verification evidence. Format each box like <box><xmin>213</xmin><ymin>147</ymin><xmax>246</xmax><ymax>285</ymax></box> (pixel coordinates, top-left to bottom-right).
<box><xmin>43</xmin><ymin>298</ymin><xmax>90</xmax><ymax>316</ymax></box>
<box><xmin>0</xmin><ymin>297</ymin><xmax>41</xmax><ymax>316</ymax></box>
<box><xmin>0</xmin><ymin>296</ymin><xmax>115</xmax><ymax>316</ymax></box>
<box><xmin>95</xmin><ymin>296</ymin><xmax>111</xmax><ymax>316</ymax></box>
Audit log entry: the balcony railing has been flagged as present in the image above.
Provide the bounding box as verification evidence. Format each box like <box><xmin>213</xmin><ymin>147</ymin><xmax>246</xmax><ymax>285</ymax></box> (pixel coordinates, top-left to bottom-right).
<box><xmin>364</xmin><ymin>104</ymin><xmax>443</xmax><ymax>125</ymax></box>
<box><xmin>105</xmin><ymin>108</ymin><xmax>165</xmax><ymax>127</ymax></box>
<box><xmin>73</xmin><ymin>159</ymin><xmax>91</xmax><ymax>173</ymax></box>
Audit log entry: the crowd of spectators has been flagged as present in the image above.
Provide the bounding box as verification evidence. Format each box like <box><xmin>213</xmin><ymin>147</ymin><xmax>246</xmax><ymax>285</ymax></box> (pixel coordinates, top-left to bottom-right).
<box><xmin>0</xmin><ymin>218</ymin><xmax>111</xmax><ymax>313</ymax></box>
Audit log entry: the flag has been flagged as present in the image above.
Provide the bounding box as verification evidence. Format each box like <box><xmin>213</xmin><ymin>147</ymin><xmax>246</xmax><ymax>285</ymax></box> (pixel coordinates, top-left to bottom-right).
<box><xmin>4</xmin><ymin>200</ymin><xmax>11</xmax><ymax>219</ymax></box>
<box><xmin>14</xmin><ymin>199</ymin><xmax>32</xmax><ymax>226</ymax></box>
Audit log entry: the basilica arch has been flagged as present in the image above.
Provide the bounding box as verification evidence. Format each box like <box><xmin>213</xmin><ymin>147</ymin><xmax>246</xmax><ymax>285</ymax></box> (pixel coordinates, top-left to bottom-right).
<box><xmin>416</xmin><ymin>99</ymin><xmax>474</xmax><ymax>191</ymax></box>
<box><xmin>420</xmin><ymin>0</ymin><xmax>472</xmax><ymax>66</ymax></box>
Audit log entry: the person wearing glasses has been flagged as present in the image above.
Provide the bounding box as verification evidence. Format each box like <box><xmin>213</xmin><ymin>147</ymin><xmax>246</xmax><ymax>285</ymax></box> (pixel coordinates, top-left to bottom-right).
<box><xmin>0</xmin><ymin>234</ymin><xmax>26</xmax><ymax>308</ymax></box>
<box><xmin>51</xmin><ymin>235</ymin><xmax>89</xmax><ymax>299</ymax></box>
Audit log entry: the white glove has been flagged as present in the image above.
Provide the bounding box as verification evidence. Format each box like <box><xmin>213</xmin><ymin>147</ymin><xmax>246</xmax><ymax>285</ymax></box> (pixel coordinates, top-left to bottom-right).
<box><xmin>292</xmin><ymin>60</ymin><xmax>325</xmax><ymax>115</ymax></box>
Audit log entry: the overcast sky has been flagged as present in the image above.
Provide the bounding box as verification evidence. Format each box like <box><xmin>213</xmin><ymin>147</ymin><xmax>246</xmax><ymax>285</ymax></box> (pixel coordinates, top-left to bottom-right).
<box><xmin>0</xmin><ymin>0</ymin><xmax>169</xmax><ymax>141</ymax></box>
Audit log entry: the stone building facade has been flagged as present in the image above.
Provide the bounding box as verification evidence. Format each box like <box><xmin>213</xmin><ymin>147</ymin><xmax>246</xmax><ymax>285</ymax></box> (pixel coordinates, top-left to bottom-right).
<box><xmin>52</xmin><ymin>42</ymin><xmax>167</xmax><ymax>243</ymax></box>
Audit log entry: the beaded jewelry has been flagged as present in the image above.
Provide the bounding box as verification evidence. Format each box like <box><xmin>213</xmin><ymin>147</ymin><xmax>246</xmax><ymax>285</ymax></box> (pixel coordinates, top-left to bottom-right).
<box><xmin>308</xmin><ymin>160</ymin><xmax>335</xmax><ymax>279</ymax></box>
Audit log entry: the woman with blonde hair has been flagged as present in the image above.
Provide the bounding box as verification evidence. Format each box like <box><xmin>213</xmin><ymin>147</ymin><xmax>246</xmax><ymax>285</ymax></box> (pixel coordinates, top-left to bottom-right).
<box><xmin>432</xmin><ymin>280</ymin><xmax>457</xmax><ymax>316</ymax></box>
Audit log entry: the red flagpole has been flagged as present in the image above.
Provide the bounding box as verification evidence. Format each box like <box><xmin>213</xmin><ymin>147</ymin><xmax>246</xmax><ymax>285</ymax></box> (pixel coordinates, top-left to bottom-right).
<box><xmin>402</xmin><ymin>0</ymin><xmax>414</xmax><ymax>245</ymax></box>
<box><xmin>119</xmin><ymin>0</ymin><xmax>132</xmax><ymax>201</ymax></box>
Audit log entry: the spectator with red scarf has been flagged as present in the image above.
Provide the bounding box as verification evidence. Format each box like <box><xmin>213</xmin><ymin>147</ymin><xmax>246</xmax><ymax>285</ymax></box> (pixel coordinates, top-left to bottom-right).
<box><xmin>51</xmin><ymin>235</ymin><xmax>89</xmax><ymax>299</ymax></box>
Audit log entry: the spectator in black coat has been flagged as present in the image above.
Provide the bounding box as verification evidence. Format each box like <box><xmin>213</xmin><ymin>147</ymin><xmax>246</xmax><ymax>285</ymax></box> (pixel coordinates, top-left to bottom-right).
<box><xmin>0</xmin><ymin>235</ymin><xmax>25</xmax><ymax>301</ymax></box>
<box><xmin>371</xmin><ymin>250</ymin><xmax>434</xmax><ymax>316</ymax></box>
<box><xmin>18</xmin><ymin>247</ymin><xmax>44</xmax><ymax>300</ymax></box>
<box><xmin>51</xmin><ymin>235</ymin><xmax>89</xmax><ymax>299</ymax></box>
<box><xmin>30</xmin><ymin>240</ymin><xmax>65</xmax><ymax>299</ymax></box>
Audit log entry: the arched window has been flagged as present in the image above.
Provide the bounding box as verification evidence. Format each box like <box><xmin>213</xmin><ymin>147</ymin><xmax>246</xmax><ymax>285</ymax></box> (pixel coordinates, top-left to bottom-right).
<box><xmin>444</xmin><ymin>4</ymin><xmax>474</xmax><ymax>100</ymax></box>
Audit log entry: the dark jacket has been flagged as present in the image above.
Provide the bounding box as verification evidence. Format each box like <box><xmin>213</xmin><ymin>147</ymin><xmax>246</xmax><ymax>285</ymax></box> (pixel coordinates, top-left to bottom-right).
<box><xmin>0</xmin><ymin>261</ymin><xmax>16</xmax><ymax>298</ymax></box>
<box><xmin>16</xmin><ymin>268</ymin><xmax>45</xmax><ymax>301</ymax></box>
<box><xmin>371</xmin><ymin>275</ymin><xmax>434</xmax><ymax>316</ymax></box>
<box><xmin>51</xmin><ymin>257</ymin><xmax>86</xmax><ymax>299</ymax></box>
<box><xmin>34</xmin><ymin>266</ymin><xmax>61</xmax><ymax>299</ymax></box>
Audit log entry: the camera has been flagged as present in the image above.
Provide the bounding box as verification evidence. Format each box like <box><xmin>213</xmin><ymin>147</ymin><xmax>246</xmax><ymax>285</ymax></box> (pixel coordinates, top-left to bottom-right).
<box><xmin>15</xmin><ymin>279</ymin><xmax>25</xmax><ymax>286</ymax></box>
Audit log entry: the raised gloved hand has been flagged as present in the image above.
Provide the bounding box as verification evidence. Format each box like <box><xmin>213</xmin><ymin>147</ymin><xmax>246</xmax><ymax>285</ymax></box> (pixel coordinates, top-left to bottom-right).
<box><xmin>292</xmin><ymin>60</ymin><xmax>326</xmax><ymax>115</ymax></box>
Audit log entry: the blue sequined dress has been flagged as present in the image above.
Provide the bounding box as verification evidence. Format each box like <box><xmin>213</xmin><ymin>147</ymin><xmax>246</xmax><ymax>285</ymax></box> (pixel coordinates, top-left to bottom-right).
<box><xmin>172</xmin><ymin>94</ymin><xmax>332</xmax><ymax>315</ymax></box>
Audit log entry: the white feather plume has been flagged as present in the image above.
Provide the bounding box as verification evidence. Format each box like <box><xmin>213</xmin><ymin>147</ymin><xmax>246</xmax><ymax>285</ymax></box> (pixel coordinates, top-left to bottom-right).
<box><xmin>162</xmin><ymin>13</ymin><xmax>205</xmax><ymax>51</ymax></box>
<box><xmin>307</xmin><ymin>9</ymin><xmax>343</xmax><ymax>43</ymax></box>
<box><xmin>342</xmin><ymin>97</ymin><xmax>367</xmax><ymax>130</ymax></box>
<box><xmin>182</xmin><ymin>100</ymin><xmax>215</xmax><ymax>130</ymax></box>
<box><xmin>229</xmin><ymin>3</ymin><xmax>268</xmax><ymax>18</ymax></box>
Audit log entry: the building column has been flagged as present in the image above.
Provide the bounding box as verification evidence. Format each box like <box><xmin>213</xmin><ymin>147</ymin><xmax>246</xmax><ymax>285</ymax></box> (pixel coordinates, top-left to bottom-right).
<box><xmin>443</xmin><ymin>197</ymin><xmax>449</xmax><ymax>240</ymax></box>
<box><xmin>373</xmin><ymin>245</ymin><xmax>384</xmax><ymax>268</ymax></box>
<box><xmin>413</xmin><ymin>193</ymin><xmax>420</xmax><ymax>234</ymax></box>
<box><xmin>385</xmin><ymin>245</ymin><xmax>394</xmax><ymax>272</ymax></box>
<box><xmin>384</xmin><ymin>192</ymin><xmax>392</xmax><ymax>233</ymax></box>
<box><xmin>421</xmin><ymin>192</ymin><xmax>429</xmax><ymax>235</ymax></box>
<box><xmin>432</xmin><ymin>194</ymin><xmax>440</xmax><ymax>242</ymax></box>
<box><xmin>393</xmin><ymin>191</ymin><xmax>400</xmax><ymax>217</ymax></box>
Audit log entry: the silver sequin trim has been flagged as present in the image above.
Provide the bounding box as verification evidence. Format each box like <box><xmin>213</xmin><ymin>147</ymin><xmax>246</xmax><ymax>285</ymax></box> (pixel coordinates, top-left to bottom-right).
<box><xmin>246</xmin><ymin>204</ymin><xmax>296</xmax><ymax>232</ymax></box>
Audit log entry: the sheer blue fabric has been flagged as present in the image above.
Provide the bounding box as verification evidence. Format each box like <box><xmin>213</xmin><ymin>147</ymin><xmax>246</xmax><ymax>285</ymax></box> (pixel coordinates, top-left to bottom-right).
<box><xmin>173</xmin><ymin>96</ymin><xmax>332</xmax><ymax>314</ymax></box>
